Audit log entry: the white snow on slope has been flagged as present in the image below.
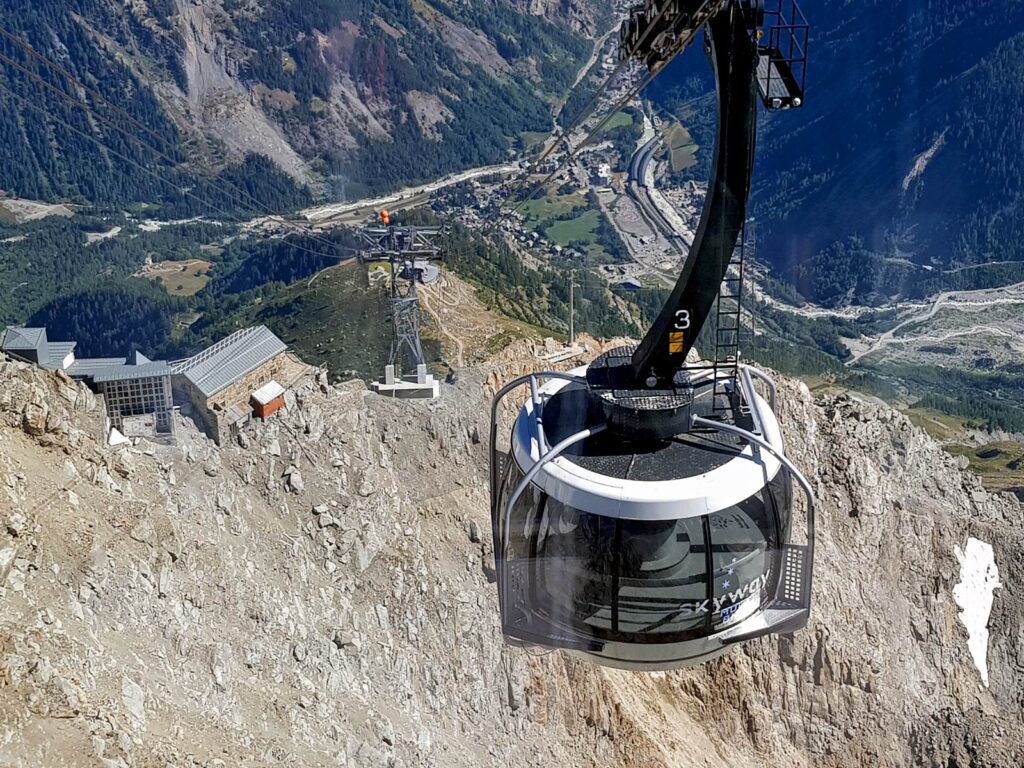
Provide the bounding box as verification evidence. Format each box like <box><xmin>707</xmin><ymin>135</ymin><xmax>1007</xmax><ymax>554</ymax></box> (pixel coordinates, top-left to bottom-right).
<box><xmin>953</xmin><ymin>538</ymin><xmax>1003</xmax><ymax>687</ymax></box>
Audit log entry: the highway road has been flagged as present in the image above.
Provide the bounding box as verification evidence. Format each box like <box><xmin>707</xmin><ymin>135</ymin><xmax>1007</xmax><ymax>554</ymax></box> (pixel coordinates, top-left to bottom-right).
<box><xmin>301</xmin><ymin>162</ymin><xmax>520</xmax><ymax>226</ymax></box>
<box><xmin>627</xmin><ymin>132</ymin><xmax>688</xmax><ymax>255</ymax></box>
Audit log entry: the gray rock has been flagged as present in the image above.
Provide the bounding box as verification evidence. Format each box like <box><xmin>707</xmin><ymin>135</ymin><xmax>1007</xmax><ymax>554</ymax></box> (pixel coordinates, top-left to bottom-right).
<box><xmin>6</xmin><ymin>513</ymin><xmax>26</xmax><ymax>537</ymax></box>
<box><xmin>22</xmin><ymin>404</ymin><xmax>47</xmax><ymax>436</ymax></box>
<box><xmin>121</xmin><ymin>676</ymin><xmax>145</xmax><ymax>727</ymax></box>
<box><xmin>332</xmin><ymin>629</ymin><xmax>359</xmax><ymax>649</ymax></box>
<box><xmin>0</xmin><ymin>546</ymin><xmax>16</xmax><ymax>585</ymax></box>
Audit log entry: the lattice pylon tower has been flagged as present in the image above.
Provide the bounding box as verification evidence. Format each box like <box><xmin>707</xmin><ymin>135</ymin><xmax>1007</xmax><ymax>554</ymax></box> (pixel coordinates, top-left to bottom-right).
<box><xmin>390</xmin><ymin>283</ymin><xmax>426</xmax><ymax>375</ymax></box>
<box><xmin>357</xmin><ymin>219</ymin><xmax>447</xmax><ymax>396</ymax></box>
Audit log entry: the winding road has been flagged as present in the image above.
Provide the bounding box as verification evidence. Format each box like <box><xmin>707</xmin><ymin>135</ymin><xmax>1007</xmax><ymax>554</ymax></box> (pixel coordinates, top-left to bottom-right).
<box><xmin>845</xmin><ymin>281</ymin><xmax>1024</xmax><ymax>365</ymax></box>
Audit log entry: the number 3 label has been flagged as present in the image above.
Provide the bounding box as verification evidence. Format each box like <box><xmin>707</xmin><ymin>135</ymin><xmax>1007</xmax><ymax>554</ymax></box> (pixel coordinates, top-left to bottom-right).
<box><xmin>674</xmin><ymin>310</ymin><xmax>691</xmax><ymax>330</ymax></box>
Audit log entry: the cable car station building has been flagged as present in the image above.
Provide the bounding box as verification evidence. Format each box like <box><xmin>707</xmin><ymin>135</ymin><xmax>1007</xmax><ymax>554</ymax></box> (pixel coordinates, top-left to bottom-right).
<box><xmin>2</xmin><ymin>327</ymin><xmax>175</xmax><ymax>439</ymax></box>
<box><xmin>172</xmin><ymin>326</ymin><xmax>307</xmax><ymax>445</ymax></box>
<box><xmin>3</xmin><ymin>324</ymin><xmax>309</xmax><ymax>445</ymax></box>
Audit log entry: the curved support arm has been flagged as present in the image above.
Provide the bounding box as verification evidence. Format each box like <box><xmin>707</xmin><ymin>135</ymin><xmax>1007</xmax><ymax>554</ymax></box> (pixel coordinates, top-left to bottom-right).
<box><xmin>741</xmin><ymin>363</ymin><xmax>778</xmax><ymax>412</ymax></box>
<box><xmin>504</xmin><ymin>424</ymin><xmax>608</xmax><ymax>549</ymax></box>
<box><xmin>629</xmin><ymin>3</ymin><xmax>760</xmax><ymax>387</ymax></box>
<box><xmin>488</xmin><ymin>372</ymin><xmax>588</xmax><ymax>503</ymax></box>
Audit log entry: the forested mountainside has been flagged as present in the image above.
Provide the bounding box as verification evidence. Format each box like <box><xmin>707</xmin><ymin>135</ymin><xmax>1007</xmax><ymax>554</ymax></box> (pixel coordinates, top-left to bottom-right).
<box><xmin>653</xmin><ymin>0</ymin><xmax>1024</xmax><ymax>305</ymax></box>
<box><xmin>0</xmin><ymin>0</ymin><xmax>606</xmax><ymax>208</ymax></box>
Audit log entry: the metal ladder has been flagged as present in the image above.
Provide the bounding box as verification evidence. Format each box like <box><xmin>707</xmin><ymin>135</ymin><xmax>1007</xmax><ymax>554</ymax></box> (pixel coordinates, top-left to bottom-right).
<box><xmin>712</xmin><ymin>222</ymin><xmax>752</xmax><ymax>413</ymax></box>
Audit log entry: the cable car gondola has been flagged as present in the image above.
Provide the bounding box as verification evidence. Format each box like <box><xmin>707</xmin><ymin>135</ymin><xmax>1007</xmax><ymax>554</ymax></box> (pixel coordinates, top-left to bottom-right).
<box><xmin>489</xmin><ymin>0</ymin><xmax>813</xmax><ymax>670</ymax></box>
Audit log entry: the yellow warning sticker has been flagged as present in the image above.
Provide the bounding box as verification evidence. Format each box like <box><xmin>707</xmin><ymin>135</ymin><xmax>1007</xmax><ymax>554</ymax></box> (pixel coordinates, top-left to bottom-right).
<box><xmin>669</xmin><ymin>332</ymin><xmax>685</xmax><ymax>354</ymax></box>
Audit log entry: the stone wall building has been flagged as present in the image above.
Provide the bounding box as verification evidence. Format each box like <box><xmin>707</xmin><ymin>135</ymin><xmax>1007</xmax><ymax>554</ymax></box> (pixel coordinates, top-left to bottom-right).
<box><xmin>172</xmin><ymin>326</ymin><xmax>299</xmax><ymax>444</ymax></box>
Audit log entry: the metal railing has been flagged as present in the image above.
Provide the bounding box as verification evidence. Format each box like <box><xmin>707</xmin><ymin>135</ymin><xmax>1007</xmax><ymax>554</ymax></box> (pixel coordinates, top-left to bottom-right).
<box><xmin>761</xmin><ymin>0</ymin><xmax>809</xmax><ymax>108</ymax></box>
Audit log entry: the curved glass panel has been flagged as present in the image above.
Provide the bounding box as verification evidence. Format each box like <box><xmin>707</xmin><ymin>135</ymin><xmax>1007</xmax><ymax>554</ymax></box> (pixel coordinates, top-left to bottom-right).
<box><xmin>495</xmin><ymin>458</ymin><xmax>793</xmax><ymax>646</ymax></box>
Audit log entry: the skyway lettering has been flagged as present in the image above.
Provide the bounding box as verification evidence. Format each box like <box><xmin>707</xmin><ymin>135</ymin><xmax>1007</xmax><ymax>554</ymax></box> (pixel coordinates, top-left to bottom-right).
<box><xmin>673</xmin><ymin>573</ymin><xmax>770</xmax><ymax>618</ymax></box>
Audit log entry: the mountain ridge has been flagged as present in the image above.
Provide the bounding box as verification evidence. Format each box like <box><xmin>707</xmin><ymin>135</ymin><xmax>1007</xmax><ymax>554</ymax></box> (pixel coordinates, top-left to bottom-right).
<box><xmin>0</xmin><ymin>335</ymin><xmax>1021</xmax><ymax>766</ymax></box>
<box><xmin>649</xmin><ymin>0</ymin><xmax>1024</xmax><ymax>305</ymax></box>
<box><xmin>0</xmin><ymin>0</ymin><xmax>607</xmax><ymax>207</ymax></box>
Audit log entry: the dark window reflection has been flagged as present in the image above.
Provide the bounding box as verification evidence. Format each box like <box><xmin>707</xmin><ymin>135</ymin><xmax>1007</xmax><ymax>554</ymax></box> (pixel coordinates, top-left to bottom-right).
<box><xmin>498</xmin><ymin>461</ymin><xmax>791</xmax><ymax>644</ymax></box>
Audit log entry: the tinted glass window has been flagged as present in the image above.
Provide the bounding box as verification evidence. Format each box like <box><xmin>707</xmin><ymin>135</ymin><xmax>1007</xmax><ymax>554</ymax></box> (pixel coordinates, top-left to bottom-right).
<box><xmin>496</xmin><ymin>460</ymin><xmax>789</xmax><ymax>644</ymax></box>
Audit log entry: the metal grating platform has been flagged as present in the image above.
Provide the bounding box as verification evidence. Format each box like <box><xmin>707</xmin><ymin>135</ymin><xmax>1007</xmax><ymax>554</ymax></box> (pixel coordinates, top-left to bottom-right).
<box><xmin>757</xmin><ymin>53</ymin><xmax>796</xmax><ymax>103</ymax></box>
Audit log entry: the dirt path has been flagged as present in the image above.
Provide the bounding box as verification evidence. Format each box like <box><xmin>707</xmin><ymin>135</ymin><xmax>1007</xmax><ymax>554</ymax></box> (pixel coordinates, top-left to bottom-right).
<box><xmin>419</xmin><ymin>281</ymin><xmax>466</xmax><ymax>368</ymax></box>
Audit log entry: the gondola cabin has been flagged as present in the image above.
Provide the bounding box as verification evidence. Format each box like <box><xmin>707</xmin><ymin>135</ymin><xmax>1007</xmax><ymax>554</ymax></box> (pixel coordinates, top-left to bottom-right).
<box><xmin>488</xmin><ymin>0</ymin><xmax>813</xmax><ymax>670</ymax></box>
<box><xmin>490</xmin><ymin>363</ymin><xmax>814</xmax><ymax>670</ymax></box>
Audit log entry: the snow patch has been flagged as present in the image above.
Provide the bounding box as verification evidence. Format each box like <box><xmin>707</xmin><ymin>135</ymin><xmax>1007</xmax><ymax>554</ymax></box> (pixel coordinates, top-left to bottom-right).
<box><xmin>108</xmin><ymin>428</ymin><xmax>131</xmax><ymax>447</ymax></box>
<box><xmin>953</xmin><ymin>537</ymin><xmax>1002</xmax><ymax>687</ymax></box>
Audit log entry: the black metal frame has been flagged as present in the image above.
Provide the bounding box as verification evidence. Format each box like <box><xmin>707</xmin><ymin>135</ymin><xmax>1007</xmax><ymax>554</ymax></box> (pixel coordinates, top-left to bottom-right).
<box><xmin>627</xmin><ymin>4</ymin><xmax>760</xmax><ymax>388</ymax></box>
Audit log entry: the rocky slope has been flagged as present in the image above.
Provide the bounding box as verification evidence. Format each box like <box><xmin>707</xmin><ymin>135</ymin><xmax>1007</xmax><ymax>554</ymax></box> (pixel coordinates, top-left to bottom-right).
<box><xmin>0</xmin><ymin>344</ymin><xmax>1020</xmax><ymax>767</ymax></box>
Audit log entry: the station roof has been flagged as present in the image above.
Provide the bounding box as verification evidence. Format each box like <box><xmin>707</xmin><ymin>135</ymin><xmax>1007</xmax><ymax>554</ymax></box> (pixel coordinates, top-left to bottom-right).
<box><xmin>68</xmin><ymin>358</ymin><xmax>129</xmax><ymax>378</ymax></box>
<box><xmin>39</xmin><ymin>342</ymin><xmax>78</xmax><ymax>371</ymax></box>
<box><xmin>1</xmin><ymin>327</ymin><xmax>46</xmax><ymax>351</ymax></box>
<box><xmin>174</xmin><ymin>326</ymin><xmax>287</xmax><ymax>399</ymax></box>
<box><xmin>3</xmin><ymin>327</ymin><xmax>78</xmax><ymax>370</ymax></box>
<box><xmin>92</xmin><ymin>361</ymin><xmax>174</xmax><ymax>383</ymax></box>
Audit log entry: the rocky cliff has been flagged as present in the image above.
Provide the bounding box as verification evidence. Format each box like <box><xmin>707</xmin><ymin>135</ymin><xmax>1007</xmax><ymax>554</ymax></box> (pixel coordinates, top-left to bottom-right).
<box><xmin>0</xmin><ymin>343</ymin><xmax>1020</xmax><ymax>767</ymax></box>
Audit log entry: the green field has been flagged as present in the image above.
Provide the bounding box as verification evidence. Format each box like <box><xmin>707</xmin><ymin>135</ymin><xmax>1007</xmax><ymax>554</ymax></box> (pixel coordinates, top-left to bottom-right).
<box><xmin>545</xmin><ymin>210</ymin><xmax>602</xmax><ymax>245</ymax></box>
<box><xmin>519</xmin><ymin>131</ymin><xmax>551</xmax><ymax>151</ymax></box>
<box><xmin>600</xmin><ymin>111</ymin><xmax>634</xmax><ymax>133</ymax></box>
<box><xmin>140</xmin><ymin>259</ymin><xmax>212</xmax><ymax>297</ymax></box>
<box><xmin>904</xmin><ymin>407</ymin><xmax>969</xmax><ymax>441</ymax></box>
<box><xmin>944</xmin><ymin>442</ymin><xmax>1024</xmax><ymax>499</ymax></box>
<box><xmin>520</xmin><ymin>191</ymin><xmax>588</xmax><ymax>224</ymax></box>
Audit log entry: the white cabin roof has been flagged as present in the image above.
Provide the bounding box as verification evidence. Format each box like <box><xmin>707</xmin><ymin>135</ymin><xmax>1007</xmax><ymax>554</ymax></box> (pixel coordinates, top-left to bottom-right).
<box><xmin>252</xmin><ymin>380</ymin><xmax>285</xmax><ymax>406</ymax></box>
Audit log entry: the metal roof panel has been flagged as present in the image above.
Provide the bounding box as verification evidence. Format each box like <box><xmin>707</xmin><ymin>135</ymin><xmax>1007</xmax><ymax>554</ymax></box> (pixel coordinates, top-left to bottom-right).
<box><xmin>176</xmin><ymin>327</ymin><xmax>287</xmax><ymax>398</ymax></box>
<box><xmin>252</xmin><ymin>380</ymin><xmax>286</xmax><ymax>405</ymax></box>
<box><xmin>67</xmin><ymin>358</ymin><xmax>129</xmax><ymax>377</ymax></box>
<box><xmin>92</xmin><ymin>362</ymin><xmax>174</xmax><ymax>383</ymax></box>
<box><xmin>41</xmin><ymin>342</ymin><xmax>77</xmax><ymax>370</ymax></box>
<box><xmin>1</xmin><ymin>327</ymin><xmax>46</xmax><ymax>350</ymax></box>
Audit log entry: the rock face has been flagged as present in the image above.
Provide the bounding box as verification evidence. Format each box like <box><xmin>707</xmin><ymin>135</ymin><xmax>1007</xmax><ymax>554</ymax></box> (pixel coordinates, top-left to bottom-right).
<box><xmin>0</xmin><ymin>349</ymin><xmax>1020</xmax><ymax>767</ymax></box>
